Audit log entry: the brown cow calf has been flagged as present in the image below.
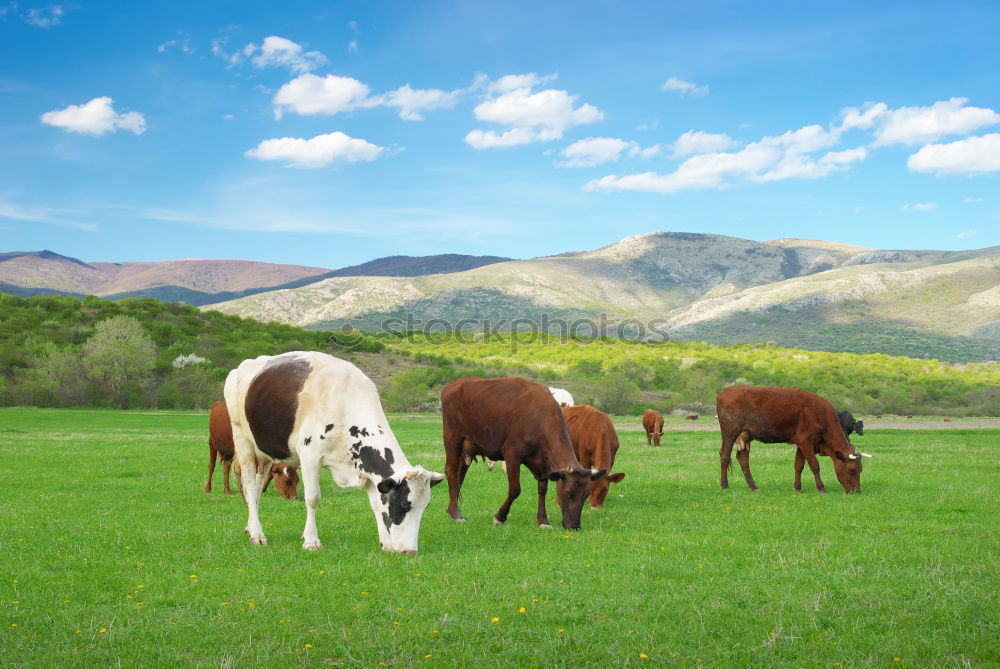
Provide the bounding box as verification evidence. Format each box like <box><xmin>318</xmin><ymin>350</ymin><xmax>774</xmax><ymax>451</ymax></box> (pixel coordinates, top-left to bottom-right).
<box><xmin>716</xmin><ymin>385</ymin><xmax>872</xmax><ymax>494</ymax></box>
<box><xmin>562</xmin><ymin>405</ymin><xmax>626</xmax><ymax>507</ymax></box>
<box><xmin>642</xmin><ymin>409</ymin><xmax>664</xmax><ymax>446</ymax></box>
<box><xmin>206</xmin><ymin>400</ymin><xmax>299</xmax><ymax>500</ymax></box>
<box><xmin>442</xmin><ymin>377</ymin><xmax>607</xmax><ymax>530</ymax></box>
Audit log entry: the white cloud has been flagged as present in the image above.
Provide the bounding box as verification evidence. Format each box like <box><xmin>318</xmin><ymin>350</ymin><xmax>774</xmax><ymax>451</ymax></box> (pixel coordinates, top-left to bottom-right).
<box><xmin>661</xmin><ymin>76</ymin><xmax>708</xmax><ymax>98</ymax></box>
<box><xmin>245</xmin><ymin>131</ymin><xmax>383</xmax><ymax>168</ymax></box>
<box><xmin>0</xmin><ymin>200</ymin><xmax>97</xmax><ymax>231</ymax></box>
<box><xmin>907</xmin><ymin>133</ymin><xmax>1000</xmax><ymax>175</ymax></box>
<box><xmin>902</xmin><ymin>202</ymin><xmax>937</xmax><ymax>211</ymax></box>
<box><xmin>41</xmin><ymin>97</ymin><xmax>146</xmax><ymax>136</ymax></box>
<box><xmin>377</xmin><ymin>84</ymin><xmax>461</xmax><ymax>121</ymax></box>
<box><xmin>957</xmin><ymin>229</ymin><xmax>979</xmax><ymax>238</ymax></box>
<box><xmin>272</xmin><ymin>73</ymin><xmax>375</xmax><ymax>118</ymax></box>
<box><xmin>672</xmin><ymin>130</ymin><xmax>740</xmax><ymax>156</ymax></box>
<box><xmin>586</xmin><ymin>123</ymin><xmax>861</xmax><ymax>194</ymax></box>
<box><xmin>466</xmin><ymin>74</ymin><xmax>604</xmax><ymax>149</ymax></box>
<box><xmin>24</xmin><ymin>5</ymin><xmax>63</xmax><ymax>27</ymax></box>
<box><xmin>251</xmin><ymin>36</ymin><xmax>327</xmax><ymax>73</ymax></box>
<box><xmin>157</xmin><ymin>37</ymin><xmax>194</xmax><ymax>54</ymax></box>
<box><xmin>557</xmin><ymin>137</ymin><xmax>660</xmax><ymax>167</ymax></box>
<box><xmin>840</xmin><ymin>102</ymin><xmax>888</xmax><ymax>130</ymax></box>
<box><xmin>347</xmin><ymin>39</ymin><xmax>358</xmax><ymax>54</ymax></box>
<box><xmin>210</xmin><ymin>38</ymin><xmax>256</xmax><ymax>67</ymax></box>
<box><xmin>963</xmin><ymin>197</ymin><xmax>984</xmax><ymax>203</ymax></box>
<box><xmin>635</xmin><ymin>120</ymin><xmax>660</xmax><ymax>132</ymax></box>
<box><xmin>872</xmin><ymin>98</ymin><xmax>1000</xmax><ymax>146</ymax></box>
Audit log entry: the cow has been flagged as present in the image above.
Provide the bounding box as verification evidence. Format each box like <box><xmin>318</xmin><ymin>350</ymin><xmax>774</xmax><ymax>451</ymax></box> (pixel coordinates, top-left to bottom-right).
<box><xmin>685</xmin><ymin>414</ymin><xmax>699</xmax><ymax>420</ymax></box>
<box><xmin>549</xmin><ymin>387</ymin><xmax>575</xmax><ymax>407</ymax></box>
<box><xmin>561</xmin><ymin>405</ymin><xmax>626</xmax><ymax>508</ymax></box>
<box><xmin>206</xmin><ymin>400</ymin><xmax>299</xmax><ymax>500</ymax></box>
<box><xmin>206</xmin><ymin>400</ymin><xmax>237</xmax><ymax>495</ymax></box>
<box><xmin>836</xmin><ymin>410</ymin><xmax>864</xmax><ymax>438</ymax></box>
<box><xmin>716</xmin><ymin>385</ymin><xmax>873</xmax><ymax>494</ymax></box>
<box><xmin>234</xmin><ymin>459</ymin><xmax>301</xmax><ymax>501</ymax></box>
<box><xmin>642</xmin><ymin>409</ymin><xmax>664</xmax><ymax>446</ymax></box>
<box><xmin>225</xmin><ymin>352</ymin><xmax>444</xmax><ymax>553</ymax></box>
<box><xmin>441</xmin><ymin>377</ymin><xmax>607</xmax><ymax>530</ymax></box>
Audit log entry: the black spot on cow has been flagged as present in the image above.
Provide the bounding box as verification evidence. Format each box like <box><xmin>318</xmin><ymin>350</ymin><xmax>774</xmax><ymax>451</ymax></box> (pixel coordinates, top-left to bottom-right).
<box><xmin>325</xmin><ymin>423</ymin><xmax>334</xmax><ymax>433</ymax></box>
<box><xmin>349</xmin><ymin>425</ymin><xmax>371</xmax><ymax>438</ymax></box>
<box><xmin>304</xmin><ymin>436</ymin><xmax>311</xmax><ymax>445</ymax></box>
<box><xmin>384</xmin><ymin>449</ymin><xmax>394</xmax><ymax>465</ymax></box>
<box><xmin>320</xmin><ymin>434</ymin><xmax>324</xmax><ymax>440</ymax></box>
<box><xmin>378</xmin><ymin>426</ymin><xmax>384</xmax><ymax>435</ymax></box>
<box><xmin>349</xmin><ymin>441</ymin><xmax>395</xmax><ymax>479</ymax></box>
<box><xmin>383</xmin><ymin>480</ymin><xmax>412</xmax><ymax>528</ymax></box>
<box><xmin>245</xmin><ymin>356</ymin><xmax>312</xmax><ymax>460</ymax></box>
<box><xmin>382</xmin><ymin>511</ymin><xmax>392</xmax><ymax>531</ymax></box>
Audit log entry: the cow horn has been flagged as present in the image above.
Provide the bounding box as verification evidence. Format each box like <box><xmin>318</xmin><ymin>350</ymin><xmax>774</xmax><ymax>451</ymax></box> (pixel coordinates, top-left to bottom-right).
<box><xmin>858</xmin><ymin>452</ymin><xmax>873</xmax><ymax>458</ymax></box>
<box><xmin>848</xmin><ymin>453</ymin><xmax>859</xmax><ymax>460</ymax></box>
<box><xmin>590</xmin><ymin>468</ymin><xmax>599</xmax><ymax>476</ymax></box>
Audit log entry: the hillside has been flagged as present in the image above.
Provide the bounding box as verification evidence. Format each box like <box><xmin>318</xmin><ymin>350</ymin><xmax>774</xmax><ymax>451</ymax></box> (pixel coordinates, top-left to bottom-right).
<box><xmin>204</xmin><ymin>233</ymin><xmax>1000</xmax><ymax>362</ymax></box>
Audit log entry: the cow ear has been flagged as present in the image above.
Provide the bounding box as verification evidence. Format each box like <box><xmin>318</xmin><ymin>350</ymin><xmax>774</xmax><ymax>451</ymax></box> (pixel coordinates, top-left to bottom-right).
<box><xmin>608</xmin><ymin>472</ymin><xmax>626</xmax><ymax>483</ymax></box>
<box><xmin>427</xmin><ymin>470</ymin><xmax>445</xmax><ymax>487</ymax></box>
<box><xmin>547</xmin><ymin>471</ymin><xmax>566</xmax><ymax>482</ymax></box>
<box><xmin>590</xmin><ymin>468</ymin><xmax>608</xmax><ymax>481</ymax></box>
<box><xmin>376</xmin><ymin>478</ymin><xmax>396</xmax><ymax>494</ymax></box>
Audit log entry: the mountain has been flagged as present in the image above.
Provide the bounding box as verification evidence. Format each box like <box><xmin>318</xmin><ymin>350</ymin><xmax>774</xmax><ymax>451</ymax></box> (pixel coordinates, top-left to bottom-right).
<box><xmin>203</xmin><ymin>232</ymin><xmax>1000</xmax><ymax>362</ymax></box>
<box><xmin>0</xmin><ymin>251</ymin><xmax>509</xmax><ymax>306</ymax></box>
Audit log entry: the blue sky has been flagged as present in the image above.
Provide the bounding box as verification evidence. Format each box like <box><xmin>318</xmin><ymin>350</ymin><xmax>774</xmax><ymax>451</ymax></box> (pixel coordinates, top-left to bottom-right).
<box><xmin>2</xmin><ymin>0</ymin><xmax>999</xmax><ymax>268</ymax></box>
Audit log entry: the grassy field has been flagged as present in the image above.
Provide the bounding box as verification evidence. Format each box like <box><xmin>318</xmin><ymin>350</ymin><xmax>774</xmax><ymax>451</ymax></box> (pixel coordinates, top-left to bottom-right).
<box><xmin>1</xmin><ymin>408</ymin><xmax>998</xmax><ymax>667</ymax></box>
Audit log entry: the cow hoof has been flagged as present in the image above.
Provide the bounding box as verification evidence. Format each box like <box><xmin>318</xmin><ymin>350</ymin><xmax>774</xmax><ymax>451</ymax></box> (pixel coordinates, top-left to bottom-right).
<box><xmin>302</xmin><ymin>540</ymin><xmax>322</xmax><ymax>551</ymax></box>
<box><xmin>249</xmin><ymin>535</ymin><xmax>267</xmax><ymax>546</ymax></box>
<box><xmin>493</xmin><ymin>517</ymin><xmax>506</xmax><ymax>526</ymax></box>
<box><xmin>450</xmin><ymin>516</ymin><xmax>466</xmax><ymax>523</ymax></box>
<box><xmin>538</xmin><ymin>523</ymin><xmax>552</xmax><ymax>530</ymax></box>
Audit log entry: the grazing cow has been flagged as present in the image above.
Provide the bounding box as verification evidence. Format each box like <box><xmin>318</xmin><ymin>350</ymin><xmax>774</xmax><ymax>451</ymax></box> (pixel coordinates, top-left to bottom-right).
<box><xmin>642</xmin><ymin>409</ymin><xmax>664</xmax><ymax>446</ymax></box>
<box><xmin>442</xmin><ymin>377</ymin><xmax>607</xmax><ymax>530</ymax></box>
<box><xmin>716</xmin><ymin>385</ymin><xmax>873</xmax><ymax>494</ymax></box>
<box><xmin>206</xmin><ymin>400</ymin><xmax>299</xmax><ymax>500</ymax></box>
<box><xmin>836</xmin><ymin>410</ymin><xmax>864</xmax><ymax>438</ymax></box>
<box><xmin>562</xmin><ymin>405</ymin><xmax>626</xmax><ymax>507</ymax></box>
<box><xmin>685</xmin><ymin>414</ymin><xmax>699</xmax><ymax>420</ymax></box>
<box><xmin>234</xmin><ymin>460</ymin><xmax>301</xmax><ymax>501</ymax></box>
<box><xmin>549</xmin><ymin>387</ymin><xmax>575</xmax><ymax>407</ymax></box>
<box><xmin>206</xmin><ymin>400</ymin><xmax>237</xmax><ymax>494</ymax></box>
<box><xmin>225</xmin><ymin>352</ymin><xmax>444</xmax><ymax>553</ymax></box>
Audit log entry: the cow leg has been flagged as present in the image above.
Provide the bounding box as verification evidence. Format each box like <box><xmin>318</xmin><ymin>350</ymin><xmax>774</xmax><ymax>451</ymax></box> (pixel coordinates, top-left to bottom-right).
<box><xmin>734</xmin><ymin>433</ymin><xmax>758</xmax><ymax>491</ymax></box>
<box><xmin>645</xmin><ymin>430</ymin><xmax>652</xmax><ymax>445</ymax></box>
<box><xmin>236</xmin><ymin>448</ymin><xmax>266</xmax><ymax>545</ymax></box>
<box><xmin>205</xmin><ymin>446</ymin><xmax>217</xmax><ymax>493</ymax></box>
<box><xmin>494</xmin><ymin>449</ymin><xmax>522</xmax><ymax>525</ymax></box>
<box><xmin>223</xmin><ymin>459</ymin><xmax>234</xmax><ymax>495</ymax></box>
<box><xmin>798</xmin><ymin>444</ymin><xmax>827</xmax><ymax>493</ymax></box>
<box><xmin>299</xmin><ymin>454</ymin><xmax>323</xmax><ymax>550</ymax></box>
<box><xmin>793</xmin><ymin>448</ymin><xmax>805</xmax><ymax>492</ymax></box>
<box><xmin>537</xmin><ymin>478</ymin><xmax>552</xmax><ymax>529</ymax></box>
<box><xmin>262</xmin><ymin>466</ymin><xmax>274</xmax><ymax>493</ymax></box>
<box><xmin>719</xmin><ymin>433</ymin><xmax>737</xmax><ymax>489</ymax></box>
<box><xmin>444</xmin><ymin>429</ymin><xmax>467</xmax><ymax>522</ymax></box>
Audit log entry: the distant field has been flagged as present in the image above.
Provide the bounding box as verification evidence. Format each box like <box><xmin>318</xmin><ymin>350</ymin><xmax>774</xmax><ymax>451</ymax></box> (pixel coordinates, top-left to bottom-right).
<box><xmin>1</xmin><ymin>408</ymin><xmax>997</xmax><ymax>667</ymax></box>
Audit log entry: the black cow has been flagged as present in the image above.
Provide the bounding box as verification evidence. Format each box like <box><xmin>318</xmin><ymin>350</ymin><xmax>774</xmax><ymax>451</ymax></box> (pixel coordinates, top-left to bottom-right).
<box><xmin>836</xmin><ymin>410</ymin><xmax>864</xmax><ymax>438</ymax></box>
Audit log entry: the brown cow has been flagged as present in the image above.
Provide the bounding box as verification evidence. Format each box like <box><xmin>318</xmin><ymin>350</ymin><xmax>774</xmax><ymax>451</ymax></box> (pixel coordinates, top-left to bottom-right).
<box><xmin>716</xmin><ymin>385</ymin><xmax>873</xmax><ymax>494</ymax></box>
<box><xmin>642</xmin><ymin>409</ymin><xmax>664</xmax><ymax>446</ymax></box>
<box><xmin>562</xmin><ymin>405</ymin><xmax>626</xmax><ymax>507</ymax></box>
<box><xmin>685</xmin><ymin>414</ymin><xmax>699</xmax><ymax>420</ymax></box>
<box><xmin>442</xmin><ymin>377</ymin><xmax>607</xmax><ymax>530</ymax></box>
<box><xmin>206</xmin><ymin>400</ymin><xmax>299</xmax><ymax>500</ymax></box>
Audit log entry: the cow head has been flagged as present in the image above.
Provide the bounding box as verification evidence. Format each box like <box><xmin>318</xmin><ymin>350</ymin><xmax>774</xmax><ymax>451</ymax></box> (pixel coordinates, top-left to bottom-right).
<box><xmin>854</xmin><ymin>420</ymin><xmax>864</xmax><ymax>436</ymax></box>
<box><xmin>831</xmin><ymin>450</ymin><xmax>873</xmax><ymax>493</ymax></box>
<box><xmin>270</xmin><ymin>464</ymin><xmax>299</xmax><ymax>500</ymax></box>
<box><xmin>549</xmin><ymin>466</ymin><xmax>607</xmax><ymax>529</ymax></box>
<box><xmin>589</xmin><ymin>471</ymin><xmax>626</xmax><ymax>508</ymax></box>
<box><xmin>369</xmin><ymin>466</ymin><xmax>445</xmax><ymax>554</ymax></box>
<box><xmin>652</xmin><ymin>432</ymin><xmax>662</xmax><ymax>446</ymax></box>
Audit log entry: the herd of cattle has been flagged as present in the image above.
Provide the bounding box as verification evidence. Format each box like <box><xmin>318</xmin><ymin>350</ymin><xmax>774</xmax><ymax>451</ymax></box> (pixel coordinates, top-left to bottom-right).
<box><xmin>204</xmin><ymin>351</ymin><xmax>873</xmax><ymax>554</ymax></box>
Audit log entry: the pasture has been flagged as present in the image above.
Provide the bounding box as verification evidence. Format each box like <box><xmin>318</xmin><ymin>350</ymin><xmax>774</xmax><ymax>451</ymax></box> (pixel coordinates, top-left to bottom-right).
<box><xmin>1</xmin><ymin>408</ymin><xmax>997</xmax><ymax>667</ymax></box>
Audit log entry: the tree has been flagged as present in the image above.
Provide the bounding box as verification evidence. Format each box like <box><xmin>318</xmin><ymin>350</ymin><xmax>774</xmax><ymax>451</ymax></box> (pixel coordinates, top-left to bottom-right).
<box><xmin>592</xmin><ymin>371</ymin><xmax>641</xmax><ymax>415</ymax></box>
<box><xmin>82</xmin><ymin>315</ymin><xmax>156</xmax><ymax>407</ymax></box>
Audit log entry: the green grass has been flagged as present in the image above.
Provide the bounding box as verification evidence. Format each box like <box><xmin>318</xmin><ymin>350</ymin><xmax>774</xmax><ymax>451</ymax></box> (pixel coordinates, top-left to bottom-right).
<box><xmin>1</xmin><ymin>408</ymin><xmax>998</xmax><ymax>667</ymax></box>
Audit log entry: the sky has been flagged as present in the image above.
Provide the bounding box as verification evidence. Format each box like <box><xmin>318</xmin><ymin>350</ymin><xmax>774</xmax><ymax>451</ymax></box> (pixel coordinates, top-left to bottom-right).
<box><xmin>2</xmin><ymin>0</ymin><xmax>999</xmax><ymax>268</ymax></box>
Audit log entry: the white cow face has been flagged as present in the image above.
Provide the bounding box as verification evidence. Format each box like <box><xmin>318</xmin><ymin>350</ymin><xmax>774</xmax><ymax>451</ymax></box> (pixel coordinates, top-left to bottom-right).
<box><xmin>367</xmin><ymin>467</ymin><xmax>445</xmax><ymax>554</ymax></box>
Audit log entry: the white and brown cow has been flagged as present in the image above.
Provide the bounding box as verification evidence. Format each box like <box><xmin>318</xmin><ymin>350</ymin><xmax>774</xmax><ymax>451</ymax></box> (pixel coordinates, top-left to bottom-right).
<box><xmin>224</xmin><ymin>351</ymin><xmax>444</xmax><ymax>553</ymax></box>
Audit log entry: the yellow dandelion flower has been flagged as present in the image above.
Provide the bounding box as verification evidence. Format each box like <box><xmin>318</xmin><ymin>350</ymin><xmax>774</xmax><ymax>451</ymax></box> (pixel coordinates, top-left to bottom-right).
<box><xmin>248</xmin><ymin>602</ymin><xmax>256</xmax><ymax>608</ymax></box>
<box><xmin>424</xmin><ymin>654</ymin><xmax>432</xmax><ymax>659</ymax></box>
<box><xmin>10</xmin><ymin>623</ymin><xmax>17</xmax><ymax>628</ymax></box>
<box><xmin>393</xmin><ymin>621</ymin><xmax>400</xmax><ymax>626</ymax></box>
<box><xmin>63</xmin><ymin>599</ymin><xmax>70</xmax><ymax>604</ymax></box>
<box><xmin>75</xmin><ymin>630</ymin><xmax>81</xmax><ymax>634</ymax></box>
<box><xmin>491</xmin><ymin>617</ymin><xmax>499</xmax><ymax>623</ymax></box>
<box><xmin>558</xmin><ymin>628</ymin><xmax>565</xmax><ymax>634</ymax></box>
<box><xmin>319</xmin><ymin>570</ymin><xmax>325</xmax><ymax>575</ymax></box>
<box><xmin>305</xmin><ymin>643</ymin><xmax>312</xmax><ymax>649</ymax></box>
<box><xmin>309</xmin><ymin>629</ymin><xmax>316</xmax><ymax>634</ymax></box>
<box><xmin>640</xmin><ymin>653</ymin><xmax>649</xmax><ymax>659</ymax></box>
<box><xmin>894</xmin><ymin>659</ymin><xmax>901</xmax><ymax>663</ymax></box>
<box><xmin>99</xmin><ymin>628</ymin><xmax>107</xmax><ymax>634</ymax></box>
<box><xmin>222</xmin><ymin>602</ymin><xmax>229</xmax><ymax>606</ymax></box>
<box><xmin>558</xmin><ymin>579</ymin><xmax>564</xmax><ymax>584</ymax></box>
<box><xmin>136</xmin><ymin>602</ymin><xmax>144</xmax><ymax>607</ymax></box>
<box><xmin>519</xmin><ymin>607</ymin><xmax>526</xmax><ymax>613</ymax></box>
<box><xmin>698</xmin><ymin>564</ymin><xmax>703</xmax><ymax>568</ymax></box>
<box><xmin>11</xmin><ymin>601</ymin><xmax>18</xmax><ymax>605</ymax></box>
